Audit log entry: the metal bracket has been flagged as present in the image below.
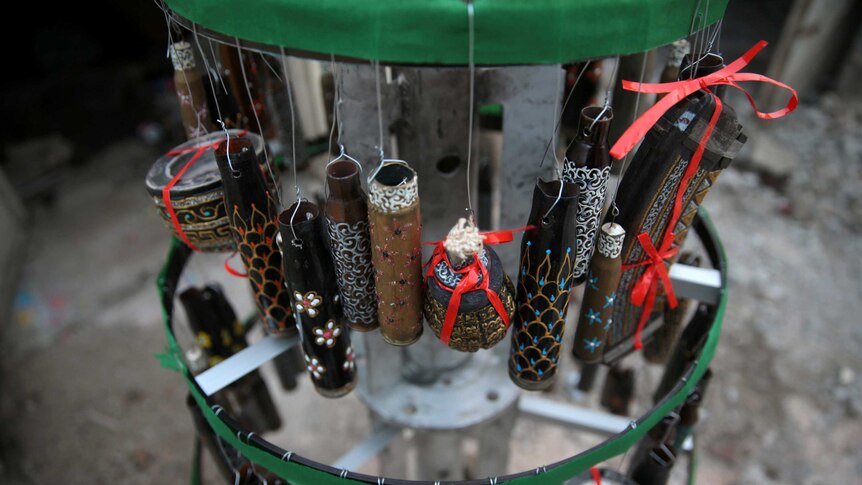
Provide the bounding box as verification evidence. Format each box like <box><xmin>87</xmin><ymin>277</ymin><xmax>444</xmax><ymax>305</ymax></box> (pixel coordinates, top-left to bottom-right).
<box><xmin>332</xmin><ymin>425</ymin><xmax>402</xmax><ymax>471</ymax></box>
<box><xmin>668</xmin><ymin>264</ymin><xmax>722</xmax><ymax>305</ymax></box>
<box><xmin>195</xmin><ymin>335</ymin><xmax>299</xmax><ymax>396</ymax></box>
<box><xmin>518</xmin><ymin>395</ymin><xmax>632</xmax><ymax>436</ymax></box>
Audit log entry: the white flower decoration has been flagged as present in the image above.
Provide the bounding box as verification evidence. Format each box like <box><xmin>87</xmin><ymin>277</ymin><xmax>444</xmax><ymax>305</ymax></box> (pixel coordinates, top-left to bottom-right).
<box><xmin>294</xmin><ymin>291</ymin><xmax>322</xmax><ymax>318</ymax></box>
<box><xmin>313</xmin><ymin>320</ymin><xmax>342</xmax><ymax>348</ymax></box>
<box><xmin>342</xmin><ymin>346</ymin><xmax>355</xmax><ymax>371</ymax></box>
<box><xmin>304</xmin><ymin>354</ymin><xmax>326</xmax><ymax>380</ymax></box>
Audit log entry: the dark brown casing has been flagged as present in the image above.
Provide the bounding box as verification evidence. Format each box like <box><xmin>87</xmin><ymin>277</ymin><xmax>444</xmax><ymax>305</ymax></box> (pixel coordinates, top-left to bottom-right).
<box><xmin>278</xmin><ymin>201</ymin><xmax>356</xmax><ymax>398</ymax></box>
<box><xmin>367</xmin><ymin>162</ymin><xmax>424</xmax><ymax>346</ymax></box>
<box><xmin>563</xmin><ymin>106</ymin><xmax>614</xmax><ymax>284</ymax></box>
<box><xmin>214</xmin><ymin>136</ymin><xmax>295</xmax><ymax>337</ymax></box>
<box><xmin>325</xmin><ymin>160</ymin><xmax>378</xmax><ymax>331</ymax></box>
<box><xmin>572</xmin><ymin>222</ymin><xmax>625</xmax><ymax>363</ymax></box>
<box><xmin>508</xmin><ymin>178</ymin><xmax>579</xmax><ymax>390</ymax></box>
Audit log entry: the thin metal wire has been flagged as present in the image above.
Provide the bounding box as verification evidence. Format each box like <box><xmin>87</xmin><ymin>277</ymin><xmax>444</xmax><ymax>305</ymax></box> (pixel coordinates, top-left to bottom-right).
<box><xmin>538</xmin><ymin>60</ymin><xmax>592</xmax><ymax>168</ymax></box>
<box><xmin>288</xmin><ymin>198</ymin><xmax>304</xmax><ymax>248</ymax></box>
<box><xmin>551</xmin><ymin>70</ymin><xmax>562</xmax><ymax>167</ymax></box>
<box><xmin>374</xmin><ymin>59</ymin><xmax>385</xmax><ymax>162</ymax></box>
<box><xmin>236</xmin><ymin>37</ymin><xmax>281</xmax><ymax>204</ymax></box>
<box><xmin>278</xmin><ymin>46</ymin><xmax>301</xmax><ymax>229</ymax></box>
<box><xmin>192</xmin><ymin>25</ymin><xmax>225</xmax><ymax>123</ymax></box>
<box><xmin>206</xmin><ymin>37</ymin><xmax>229</xmax><ymax>95</ymax></box>
<box><xmin>328</xmin><ymin>58</ymin><xmax>338</xmax><ymax>154</ymax></box>
<box><xmin>216</xmin><ymin>119</ymin><xmax>238</xmax><ymax>175</ymax></box>
<box><xmin>367</xmin><ymin>59</ymin><xmax>388</xmax><ymax>184</ymax></box>
<box><xmin>465</xmin><ymin>0</ymin><xmax>476</xmax><ymax>217</ymax></box>
<box><xmin>541</xmin><ymin>172</ymin><xmax>565</xmax><ymax>222</ymax></box>
<box><xmin>258</xmin><ymin>53</ymin><xmax>283</xmax><ymax>83</ymax></box>
<box><xmin>587</xmin><ymin>103</ymin><xmax>611</xmax><ymax>134</ymax></box>
<box><xmin>692</xmin><ymin>0</ymin><xmax>711</xmax><ymax>76</ymax></box>
<box><xmin>565</xmin><ymin>56</ymin><xmax>618</xmax><ymax>153</ymax></box>
<box><xmin>608</xmin><ymin>50</ymin><xmax>648</xmax><ymax>221</ymax></box>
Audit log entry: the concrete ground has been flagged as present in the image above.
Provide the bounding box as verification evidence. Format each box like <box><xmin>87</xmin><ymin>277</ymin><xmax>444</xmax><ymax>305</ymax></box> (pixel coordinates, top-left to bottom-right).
<box><xmin>0</xmin><ymin>95</ymin><xmax>860</xmax><ymax>484</ymax></box>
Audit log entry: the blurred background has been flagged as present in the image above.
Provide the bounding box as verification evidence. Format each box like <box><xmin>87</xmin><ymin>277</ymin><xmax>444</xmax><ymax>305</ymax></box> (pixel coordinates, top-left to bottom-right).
<box><xmin>0</xmin><ymin>0</ymin><xmax>860</xmax><ymax>483</ymax></box>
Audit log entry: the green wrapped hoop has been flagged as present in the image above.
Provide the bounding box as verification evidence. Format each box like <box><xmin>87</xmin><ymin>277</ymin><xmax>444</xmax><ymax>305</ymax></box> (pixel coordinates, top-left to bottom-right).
<box><xmin>156</xmin><ymin>207</ymin><xmax>726</xmax><ymax>484</ymax></box>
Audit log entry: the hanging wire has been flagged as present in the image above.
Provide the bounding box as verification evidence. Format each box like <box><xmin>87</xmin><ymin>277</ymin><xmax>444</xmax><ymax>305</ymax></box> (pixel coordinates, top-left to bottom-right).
<box><xmin>258</xmin><ymin>53</ymin><xmax>283</xmax><ymax>83</ymax></box>
<box><xmin>607</xmin><ymin>50</ymin><xmax>649</xmax><ymax>221</ymax></box>
<box><xmin>367</xmin><ymin>59</ymin><xmax>388</xmax><ymax>184</ymax></box>
<box><xmin>374</xmin><ymin>59</ymin><xmax>385</xmax><ymax>162</ymax></box>
<box><xmin>278</xmin><ymin>46</ymin><xmax>300</xmax><ymax>206</ymax></box>
<box><xmin>277</xmin><ymin>46</ymin><xmax>303</xmax><ymax>248</ymax></box>
<box><xmin>236</xmin><ymin>37</ymin><xmax>281</xmax><ymax>204</ymax></box>
<box><xmin>692</xmin><ymin>0</ymin><xmax>712</xmax><ymax>76</ymax></box>
<box><xmin>206</xmin><ymin>37</ymin><xmax>229</xmax><ymax>95</ymax></box>
<box><xmin>538</xmin><ymin>60</ymin><xmax>592</xmax><ymax>168</ymax></box>
<box><xmin>465</xmin><ymin>0</ymin><xmax>477</xmax><ymax>219</ymax></box>
<box><xmin>327</xmin><ymin>54</ymin><xmax>341</xmax><ymax>155</ymax></box>
<box><xmin>192</xmin><ymin>24</ymin><xmax>224</xmax><ymax>124</ymax></box>
<box><xmin>565</xmin><ymin>56</ymin><xmax>618</xmax><ymax>153</ymax></box>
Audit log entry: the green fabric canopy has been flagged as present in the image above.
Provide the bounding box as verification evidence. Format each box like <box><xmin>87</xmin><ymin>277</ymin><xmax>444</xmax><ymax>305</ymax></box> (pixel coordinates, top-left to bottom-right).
<box><xmin>164</xmin><ymin>0</ymin><xmax>728</xmax><ymax>65</ymax></box>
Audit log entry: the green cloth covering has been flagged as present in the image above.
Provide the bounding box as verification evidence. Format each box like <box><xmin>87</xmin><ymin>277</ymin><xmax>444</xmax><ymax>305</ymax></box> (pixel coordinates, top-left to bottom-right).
<box><xmin>164</xmin><ymin>0</ymin><xmax>728</xmax><ymax>65</ymax></box>
<box><xmin>157</xmin><ymin>207</ymin><xmax>726</xmax><ymax>484</ymax></box>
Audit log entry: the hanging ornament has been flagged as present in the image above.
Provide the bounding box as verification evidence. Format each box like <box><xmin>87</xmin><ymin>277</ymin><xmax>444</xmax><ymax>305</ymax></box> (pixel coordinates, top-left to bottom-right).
<box><xmin>278</xmin><ymin>201</ymin><xmax>356</xmax><ymax>398</ymax></box>
<box><xmin>179</xmin><ymin>285</ymin><xmax>281</xmax><ymax>432</ymax></box>
<box><xmin>169</xmin><ymin>41</ymin><xmax>216</xmax><ymax>139</ymax></box>
<box><xmin>325</xmin><ymin>158</ymin><xmax>378</xmax><ymax>331</ymax></box>
<box><xmin>605</xmin><ymin>42</ymin><xmax>796</xmax><ymax>363</ymax></box>
<box><xmin>146</xmin><ymin>130</ymin><xmax>264</xmax><ymax>253</ymax></box>
<box><xmin>214</xmin><ymin>135</ymin><xmax>294</xmax><ymax>337</ymax></box>
<box><xmin>562</xmin><ymin>105</ymin><xmax>614</xmax><ymax>284</ymax></box>
<box><xmin>604</xmin><ymin>51</ymin><xmax>748</xmax><ymax>362</ymax></box>
<box><xmin>367</xmin><ymin>161</ymin><xmax>424</xmax><ymax>346</ymax></box>
<box><xmin>424</xmin><ymin>218</ymin><xmax>517</xmax><ymax>352</ymax></box>
<box><xmin>508</xmin><ymin>179</ymin><xmax>579</xmax><ymax>390</ymax></box>
<box><xmin>572</xmin><ymin>222</ymin><xmax>625</xmax><ymax>363</ymax></box>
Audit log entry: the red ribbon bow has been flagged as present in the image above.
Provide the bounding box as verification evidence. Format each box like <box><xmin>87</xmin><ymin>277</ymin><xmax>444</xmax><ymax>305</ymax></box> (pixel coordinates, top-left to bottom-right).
<box><xmin>611</xmin><ymin>41</ymin><xmax>797</xmax><ymax>350</ymax></box>
<box><xmin>424</xmin><ymin>226</ymin><xmax>532</xmax><ymax>345</ymax></box>
<box><xmin>161</xmin><ymin>130</ymin><xmax>247</xmax><ymax>252</ymax></box>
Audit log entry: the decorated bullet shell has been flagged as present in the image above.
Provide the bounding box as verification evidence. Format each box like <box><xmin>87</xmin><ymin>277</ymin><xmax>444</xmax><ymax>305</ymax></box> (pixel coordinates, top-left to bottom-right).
<box><xmin>279</xmin><ymin>201</ymin><xmax>356</xmax><ymax>398</ymax></box>
<box><xmin>508</xmin><ymin>178</ymin><xmax>579</xmax><ymax>390</ymax></box>
<box><xmin>368</xmin><ymin>161</ymin><xmax>424</xmax><ymax>346</ymax></box>
<box><xmin>572</xmin><ymin>222</ymin><xmax>625</xmax><ymax>363</ymax></box>
<box><xmin>324</xmin><ymin>159</ymin><xmax>377</xmax><ymax>331</ymax></box>
<box><xmin>215</xmin><ymin>136</ymin><xmax>295</xmax><ymax>337</ymax></box>
<box><xmin>563</xmin><ymin>106</ymin><xmax>613</xmax><ymax>284</ymax></box>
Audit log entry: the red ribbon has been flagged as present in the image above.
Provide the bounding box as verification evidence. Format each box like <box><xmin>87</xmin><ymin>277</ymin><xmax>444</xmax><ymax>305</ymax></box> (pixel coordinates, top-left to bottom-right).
<box><xmin>161</xmin><ymin>130</ymin><xmax>248</xmax><ymax>252</ymax></box>
<box><xmin>590</xmin><ymin>466</ymin><xmax>602</xmax><ymax>485</ymax></box>
<box><xmin>223</xmin><ymin>251</ymin><xmax>248</xmax><ymax>278</ymax></box>
<box><xmin>424</xmin><ymin>226</ymin><xmax>533</xmax><ymax>345</ymax></box>
<box><xmin>611</xmin><ymin>41</ymin><xmax>797</xmax><ymax>350</ymax></box>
